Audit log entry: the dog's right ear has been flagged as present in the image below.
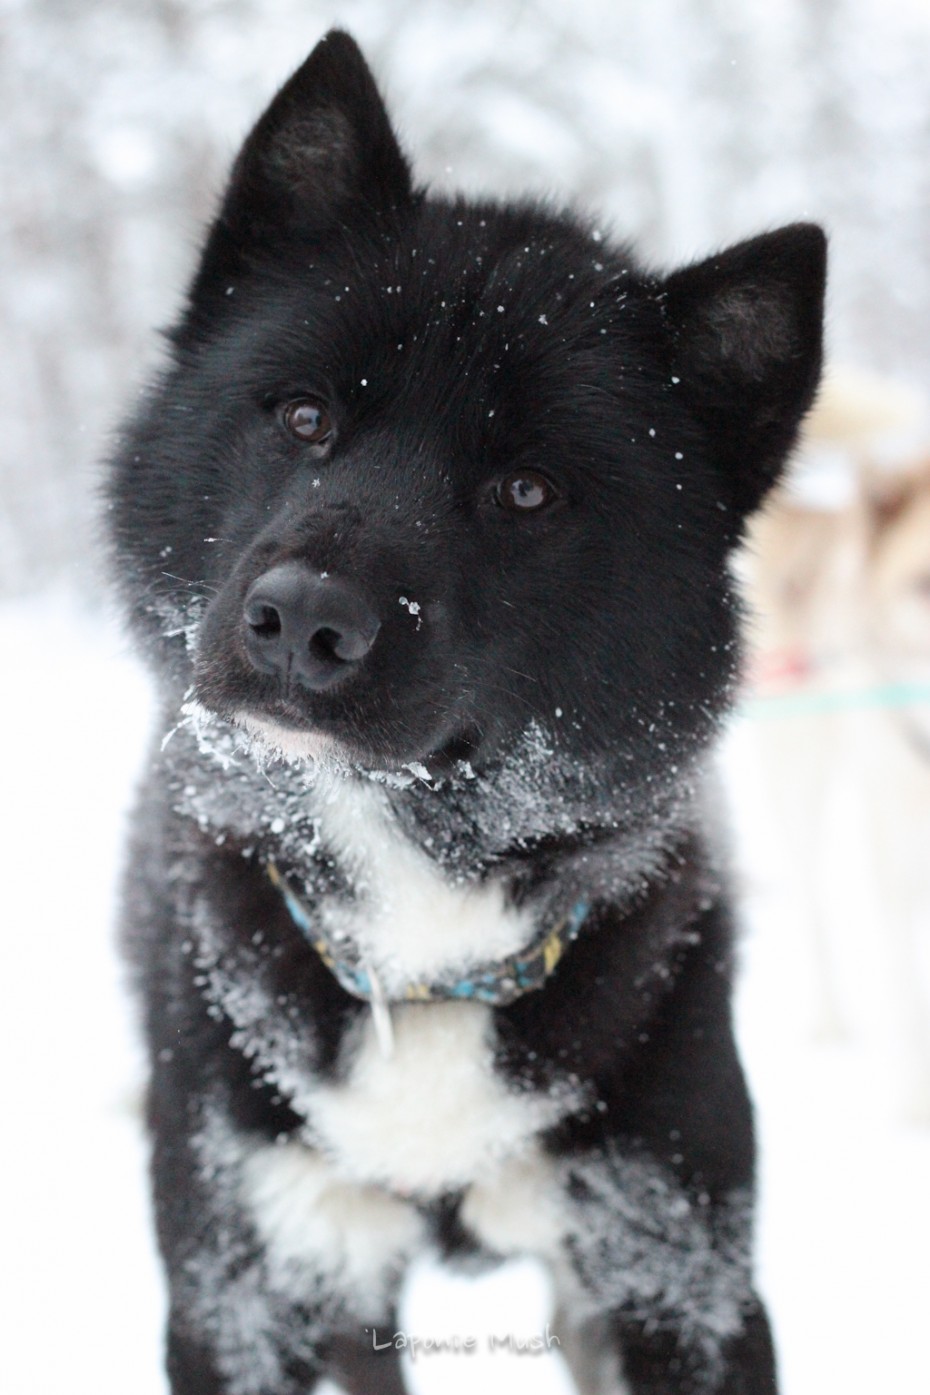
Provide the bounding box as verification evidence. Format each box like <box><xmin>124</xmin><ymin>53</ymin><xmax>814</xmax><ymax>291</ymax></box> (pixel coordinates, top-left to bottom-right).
<box><xmin>861</xmin><ymin>463</ymin><xmax>929</xmax><ymax>537</ymax></box>
<box><xmin>222</xmin><ymin>30</ymin><xmax>412</xmax><ymax>239</ymax></box>
<box><xmin>184</xmin><ymin>31</ymin><xmax>412</xmax><ymax>312</ymax></box>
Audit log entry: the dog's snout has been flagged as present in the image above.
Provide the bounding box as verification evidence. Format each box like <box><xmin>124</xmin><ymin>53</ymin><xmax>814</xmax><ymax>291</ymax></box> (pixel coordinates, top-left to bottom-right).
<box><xmin>243</xmin><ymin>562</ymin><xmax>381</xmax><ymax>690</ymax></box>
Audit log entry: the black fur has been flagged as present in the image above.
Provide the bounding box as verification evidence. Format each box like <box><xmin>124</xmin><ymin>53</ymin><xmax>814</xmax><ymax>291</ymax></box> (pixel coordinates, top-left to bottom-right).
<box><xmin>109</xmin><ymin>30</ymin><xmax>825</xmax><ymax>1395</ymax></box>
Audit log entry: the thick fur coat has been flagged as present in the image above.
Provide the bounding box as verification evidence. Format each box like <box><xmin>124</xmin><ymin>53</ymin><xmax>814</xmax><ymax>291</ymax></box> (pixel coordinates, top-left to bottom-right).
<box><xmin>108</xmin><ymin>30</ymin><xmax>825</xmax><ymax>1395</ymax></box>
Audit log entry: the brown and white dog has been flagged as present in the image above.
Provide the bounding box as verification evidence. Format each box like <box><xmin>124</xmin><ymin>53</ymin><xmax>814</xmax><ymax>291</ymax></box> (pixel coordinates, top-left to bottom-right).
<box><xmin>740</xmin><ymin>369</ymin><xmax>930</xmax><ymax>1120</ymax></box>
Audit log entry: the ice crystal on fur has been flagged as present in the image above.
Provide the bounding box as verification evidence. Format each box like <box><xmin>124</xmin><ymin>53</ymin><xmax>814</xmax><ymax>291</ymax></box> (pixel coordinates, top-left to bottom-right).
<box><xmin>564</xmin><ymin>1151</ymin><xmax>754</xmax><ymax>1375</ymax></box>
<box><xmin>185</xmin><ymin>1106</ymin><xmax>334</xmax><ymax>1395</ymax></box>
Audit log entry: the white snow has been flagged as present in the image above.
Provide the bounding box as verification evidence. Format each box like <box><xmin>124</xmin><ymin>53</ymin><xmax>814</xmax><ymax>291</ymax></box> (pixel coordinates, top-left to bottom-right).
<box><xmin>1</xmin><ymin>593</ymin><xmax>928</xmax><ymax>1395</ymax></box>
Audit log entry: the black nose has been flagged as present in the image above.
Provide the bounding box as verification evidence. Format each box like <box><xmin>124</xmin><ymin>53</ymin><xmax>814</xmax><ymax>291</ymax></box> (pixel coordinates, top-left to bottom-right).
<box><xmin>242</xmin><ymin>562</ymin><xmax>381</xmax><ymax>691</ymax></box>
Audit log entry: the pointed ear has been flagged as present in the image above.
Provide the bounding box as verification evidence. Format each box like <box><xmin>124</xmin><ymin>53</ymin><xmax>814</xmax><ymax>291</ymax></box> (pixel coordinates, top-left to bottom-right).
<box><xmin>661</xmin><ymin>224</ymin><xmax>827</xmax><ymax>521</ymax></box>
<box><xmin>177</xmin><ymin>32</ymin><xmax>413</xmax><ymax>339</ymax></box>
<box><xmin>861</xmin><ymin>463</ymin><xmax>928</xmax><ymax>537</ymax></box>
<box><xmin>209</xmin><ymin>30</ymin><xmax>412</xmax><ymax>259</ymax></box>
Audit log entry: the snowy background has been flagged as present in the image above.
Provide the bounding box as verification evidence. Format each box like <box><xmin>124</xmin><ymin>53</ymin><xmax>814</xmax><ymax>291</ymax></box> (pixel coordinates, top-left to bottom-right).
<box><xmin>3</xmin><ymin>1</ymin><xmax>930</xmax><ymax>1392</ymax></box>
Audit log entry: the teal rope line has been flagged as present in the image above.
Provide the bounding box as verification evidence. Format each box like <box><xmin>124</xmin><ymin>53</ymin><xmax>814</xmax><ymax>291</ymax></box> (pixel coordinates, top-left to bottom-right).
<box><xmin>740</xmin><ymin>682</ymin><xmax>930</xmax><ymax>721</ymax></box>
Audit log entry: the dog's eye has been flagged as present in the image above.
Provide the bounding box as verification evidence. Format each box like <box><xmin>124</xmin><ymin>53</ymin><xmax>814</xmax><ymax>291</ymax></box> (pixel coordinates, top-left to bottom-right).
<box><xmin>496</xmin><ymin>471</ymin><xmax>557</xmax><ymax>512</ymax></box>
<box><xmin>280</xmin><ymin>398</ymin><xmax>335</xmax><ymax>448</ymax></box>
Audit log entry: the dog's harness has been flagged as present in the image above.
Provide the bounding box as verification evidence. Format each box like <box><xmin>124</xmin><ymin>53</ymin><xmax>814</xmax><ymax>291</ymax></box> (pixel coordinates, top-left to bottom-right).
<box><xmin>267</xmin><ymin>860</ymin><xmax>590</xmax><ymax>1056</ymax></box>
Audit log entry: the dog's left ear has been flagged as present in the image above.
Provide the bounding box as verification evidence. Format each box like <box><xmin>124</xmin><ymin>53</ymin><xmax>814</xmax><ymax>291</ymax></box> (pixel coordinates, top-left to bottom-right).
<box><xmin>661</xmin><ymin>224</ymin><xmax>827</xmax><ymax>522</ymax></box>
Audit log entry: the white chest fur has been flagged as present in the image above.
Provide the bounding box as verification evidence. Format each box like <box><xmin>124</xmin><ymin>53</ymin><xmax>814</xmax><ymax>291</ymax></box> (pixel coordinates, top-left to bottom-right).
<box><xmin>196</xmin><ymin>760</ymin><xmax>582</xmax><ymax>1300</ymax></box>
<box><xmin>299</xmin><ymin>782</ymin><xmax>577</xmax><ymax>1194</ymax></box>
<box><xmin>241</xmin><ymin>1124</ymin><xmax>569</xmax><ymax>1319</ymax></box>
<box><xmin>239</xmin><ymin>1002</ymin><xmax>574</xmax><ymax>1317</ymax></box>
<box><xmin>306</xmin><ymin>1000</ymin><xmax>574</xmax><ymax>1196</ymax></box>
<box><xmin>194</xmin><ymin>770</ymin><xmax>580</xmax><ymax>1200</ymax></box>
<box><xmin>311</xmin><ymin>778</ymin><xmax>536</xmax><ymax>996</ymax></box>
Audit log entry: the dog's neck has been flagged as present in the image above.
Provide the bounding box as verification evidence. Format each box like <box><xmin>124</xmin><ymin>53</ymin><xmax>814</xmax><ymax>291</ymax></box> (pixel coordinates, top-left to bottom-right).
<box><xmin>163</xmin><ymin>704</ymin><xmax>715</xmax><ymax>999</ymax></box>
<box><xmin>165</xmin><ymin>703</ymin><xmax>719</xmax><ymax>1059</ymax></box>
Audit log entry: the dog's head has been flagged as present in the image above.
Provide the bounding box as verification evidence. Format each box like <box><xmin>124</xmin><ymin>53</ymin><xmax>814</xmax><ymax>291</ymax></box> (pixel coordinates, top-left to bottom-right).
<box><xmin>110</xmin><ymin>31</ymin><xmax>825</xmax><ymax>789</ymax></box>
<box><xmin>861</xmin><ymin>461</ymin><xmax>930</xmax><ymax>666</ymax></box>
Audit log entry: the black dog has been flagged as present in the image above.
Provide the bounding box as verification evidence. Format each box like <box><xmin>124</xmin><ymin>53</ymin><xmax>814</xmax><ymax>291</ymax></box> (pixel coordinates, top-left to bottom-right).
<box><xmin>108</xmin><ymin>30</ymin><xmax>824</xmax><ymax>1395</ymax></box>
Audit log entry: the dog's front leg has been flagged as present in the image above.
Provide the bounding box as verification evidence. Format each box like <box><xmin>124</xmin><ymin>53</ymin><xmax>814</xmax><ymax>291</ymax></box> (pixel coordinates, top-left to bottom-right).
<box><xmin>324</xmin><ymin>1327</ymin><xmax>410</xmax><ymax>1395</ymax></box>
<box><xmin>611</xmin><ymin>1301</ymin><xmax>777</xmax><ymax>1395</ymax></box>
<box><xmin>551</xmin><ymin>1106</ymin><xmax>778</xmax><ymax>1395</ymax></box>
<box><xmin>556</xmin><ymin>1146</ymin><xmax>776</xmax><ymax>1394</ymax></box>
<box><xmin>151</xmin><ymin>1085</ymin><xmax>418</xmax><ymax>1395</ymax></box>
<box><xmin>548</xmin><ymin>908</ymin><xmax>778</xmax><ymax>1394</ymax></box>
<box><xmin>152</xmin><ymin>1089</ymin><xmax>333</xmax><ymax>1395</ymax></box>
<box><xmin>166</xmin><ymin>1308</ymin><xmax>409</xmax><ymax>1395</ymax></box>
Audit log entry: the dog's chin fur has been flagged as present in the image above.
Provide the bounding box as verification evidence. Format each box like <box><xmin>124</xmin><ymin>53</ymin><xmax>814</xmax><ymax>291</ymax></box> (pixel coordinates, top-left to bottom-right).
<box><xmin>232</xmin><ymin>709</ymin><xmax>474</xmax><ymax>790</ymax></box>
<box><xmin>233</xmin><ymin>710</ymin><xmax>349</xmax><ymax>768</ymax></box>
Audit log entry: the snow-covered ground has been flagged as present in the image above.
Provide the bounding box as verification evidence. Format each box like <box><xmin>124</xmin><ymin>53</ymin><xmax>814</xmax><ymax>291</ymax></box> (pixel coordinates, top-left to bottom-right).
<box><xmin>2</xmin><ymin>593</ymin><xmax>928</xmax><ymax>1395</ymax></box>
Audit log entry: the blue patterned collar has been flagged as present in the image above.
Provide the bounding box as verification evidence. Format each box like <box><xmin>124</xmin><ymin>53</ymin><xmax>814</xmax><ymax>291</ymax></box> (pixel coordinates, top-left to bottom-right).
<box><xmin>267</xmin><ymin>860</ymin><xmax>591</xmax><ymax>1009</ymax></box>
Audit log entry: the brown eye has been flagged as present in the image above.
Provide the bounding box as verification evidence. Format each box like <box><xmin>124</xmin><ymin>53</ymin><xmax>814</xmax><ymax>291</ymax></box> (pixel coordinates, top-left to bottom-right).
<box><xmin>496</xmin><ymin>471</ymin><xmax>557</xmax><ymax>512</ymax></box>
<box><xmin>281</xmin><ymin>398</ymin><xmax>334</xmax><ymax>448</ymax></box>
